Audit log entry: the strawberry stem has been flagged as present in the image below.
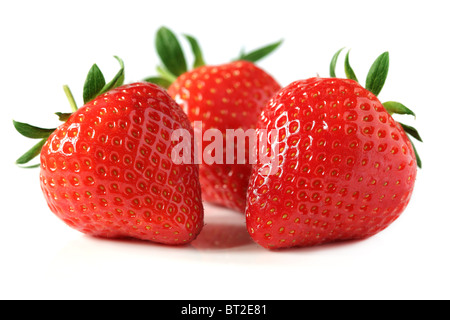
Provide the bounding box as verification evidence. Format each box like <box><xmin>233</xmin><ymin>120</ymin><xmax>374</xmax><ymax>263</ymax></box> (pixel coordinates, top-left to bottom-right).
<box><xmin>63</xmin><ymin>85</ymin><xmax>78</xmax><ymax>112</ymax></box>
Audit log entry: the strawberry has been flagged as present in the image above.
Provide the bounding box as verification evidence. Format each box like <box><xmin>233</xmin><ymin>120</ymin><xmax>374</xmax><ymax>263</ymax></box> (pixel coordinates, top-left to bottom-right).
<box><xmin>145</xmin><ymin>27</ymin><xmax>282</xmax><ymax>213</ymax></box>
<box><xmin>168</xmin><ymin>60</ymin><xmax>282</xmax><ymax>213</ymax></box>
<box><xmin>246</xmin><ymin>50</ymin><xmax>422</xmax><ymax>249</ymax></box>
<box><xmin>14</xmin><ymin>57</ymin><xmax>204</xmax><ymax>245</ymax></box>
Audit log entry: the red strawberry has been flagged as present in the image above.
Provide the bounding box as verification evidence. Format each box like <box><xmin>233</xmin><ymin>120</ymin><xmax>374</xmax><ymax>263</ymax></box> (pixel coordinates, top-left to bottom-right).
<box><xmin>14</xmin><ymin>58</ymin><xmax>203</xmax><ymax>245</ymax></box>
<box><xmin>146</xmin><ymin>27</ymin><xmax>282</xmax><ymax>212</ymax></box>
<box><xmin>246</xmin><ymin>50</ymin><xmax>422</xmax><ymax>249</ymax></box>
<box><xmin>168</xmin><ymin>61</ymin><xmax>281</xmax><ymax>212</ymax></box>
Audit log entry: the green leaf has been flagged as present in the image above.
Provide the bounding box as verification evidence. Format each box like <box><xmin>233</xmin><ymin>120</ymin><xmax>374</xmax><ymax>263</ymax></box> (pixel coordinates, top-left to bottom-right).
<box><xmin>16</xmin><ymin>139</ymin><xmax>46</xmax><ymax>165</ymax></box>
<box><xmin>17</xmin><ymin>163</ymin><xmax>41</xmax><ymax>169</ymax></box>
<box><xmin>156</xmin><ymin>26</ymin><xmax>187</xmax><ymax>77</ymax></box>
<box><xmin>365</xmin><ymin>51</ymin><xmax>389</xmax><ymax>96</ymax></box>
<box><xmin>13</xmin><ymin>120</ymin><xmax>55</xmax><ymax>139</ymax></box>
<box><xmin>411</xmin><ymin>139</ymin><xmax>422</xmax><ymax>169</ymax></box>
<box><xmin>143</xmin><ymin>76</ymin><xmax>173</xmax><ymax>89</ymax></box>
<box><xmin>184</xmin><ymin>34</ymin><xmax>206</xmax><ymax>69</ymax></box>
<box><xmin>344</xmin><ymin>50</ymin><xmax>359</xmax><ymax>82</ymax></box>
<box><xmin>398</xmin><ymin>122</ymin><xmax>422</xmax><ymax>169</ymax></box>
<box><xmin>238</xmin><ymin>40</ymin><xmax>283</xmax><ymax>63</ymax></box>
<box><xmin>330</xmin><ymin>47</ymin><xmax>345</xmax><ymax>78</ymax></box>
<box><xmin>55</xmin><ymin>112</ymin><xmax>73</xmax><ymax>122</ymax></box>
<box><xmin>98</xmin><ymin>56</ymin><xmax>125</xmax><ymax>95</ymax></box>
<box><xmin>83</xmin><ymin>64</ymin><xmax>106</xmax><ymax>104</ymax></box>
<box><xmin>399</xmin><ymin>122</ymin><xmax>423</xmax><ymax>169</ymax></box>
<box><xmin>402</xmin><ymin>134</ymin><xmax>422</xmax><ymax>169</ymax></box>
<box><xmin>383</xmin><ymin>101</ymin><xmax>416</xmax><ymax>117</ymax></box>
<box><xmin>400</xmin><ymin>122</ymin><xmax>423</xmax><ymax>142</ymax></box>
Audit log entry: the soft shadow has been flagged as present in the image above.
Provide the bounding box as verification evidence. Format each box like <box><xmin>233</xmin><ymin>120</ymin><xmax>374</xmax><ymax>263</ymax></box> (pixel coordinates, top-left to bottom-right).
<box><xmin>190</xmin><ymin>222</ymin><xmax>253</xmax><ymax>250</ymax></box>
<box><xmin>88</xmin><ymin>234</ymin><xmax>191</xmax><ymax>249</ymax></box>
<box><xmin>80</xmin><ymin>204</ymin><xmax>254</xmax><ymax>251</ymax></box>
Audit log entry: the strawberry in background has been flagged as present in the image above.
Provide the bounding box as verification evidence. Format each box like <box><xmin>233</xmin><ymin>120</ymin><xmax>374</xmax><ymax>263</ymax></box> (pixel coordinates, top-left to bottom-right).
<box><xmin>14</xmin><ymin>57</ymin><xmax>204</xmax><ymax>245</ymax></box>
<box><xmin>145</xmin><ymin>27</ymin><xmax>282</xmax><ymax>213</ymax></box>
<box><xmin>246</xmin><ymin>49</ymin><xmax>422</xmax><ymax>249</ymax></box>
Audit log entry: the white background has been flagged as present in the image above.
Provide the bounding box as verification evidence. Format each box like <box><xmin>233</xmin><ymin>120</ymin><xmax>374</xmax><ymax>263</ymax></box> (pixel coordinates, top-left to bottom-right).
<box><xmin>1</xmin><ymin>0</ymin><xmax>449</xmax><ymax>300</ymax></box>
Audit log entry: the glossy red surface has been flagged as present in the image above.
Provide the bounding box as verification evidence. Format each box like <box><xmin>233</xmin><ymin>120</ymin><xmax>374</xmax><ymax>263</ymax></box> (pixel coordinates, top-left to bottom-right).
<box><xmin>169</xmin><ymin>61</ymin><xmax>281</xmax><ymax>212</ymax></box>
<box><xmin>40</xmin><ymin>83</ymin><xmax>204</xmax><ymax>245</ymax></box>
<box><xmin>246</xmin><ymin>78</ymin><xmax>417</xmax><ymax>249</ymax></box>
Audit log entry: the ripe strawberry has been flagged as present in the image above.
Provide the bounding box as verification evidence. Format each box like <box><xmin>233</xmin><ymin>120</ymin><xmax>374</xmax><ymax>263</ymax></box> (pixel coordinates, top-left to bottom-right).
<box><xmin>246</xmin><ymin>50</ymin><xmax>422</xmax><ymax>249</ymax></box>
<box><xmin>146</xmin><ymin>27</ymin><xmax>282</xmax><ymax>212</ymax></box>
<box><xmin>14</xmin><ymin>58</ymin><xmax>204</xmax><ymax>245</ymax></box>
<box><xmin>168</xmin><ymin>61</ymin><xmax>281</xmax><ymax>212</ymax></box>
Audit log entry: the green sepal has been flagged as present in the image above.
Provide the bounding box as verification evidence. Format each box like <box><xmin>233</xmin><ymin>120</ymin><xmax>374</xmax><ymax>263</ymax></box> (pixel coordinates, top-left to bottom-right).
<box><xmin>410</xmin><ymin>139</ymin><xmax>422</xmax><ymax>169</ymax></box>
<box><xmin>13</xmin><ymin>120</ymin><xmax>56</xmax><ymax>139</ymax></box>
<box><xmin>156</xmin><ymin>26</ymin><xmax>188</xmax><ymax>77</ymax></box>
<box><xmin>330</xmin><ymin>47</ymin><xmax>345</xmax><ymax>78</ymax></box>
<box><xmin>399</xmin><ymin>122</ymin><xmax>423</xmax><ymax>142</ymax></box>
<box><xmin>184</xmin><ymin>34</ymin><xmax>206</xmax><ymax>69</ymax></box>
<box><xmin>402</xmin><ymin>132</ymin><xmax>422</xmax><ymax>169</ymax></box>
<box><xmin>15</xmin><ymin>56</ymin><xmax>125</xmax><ymax>169</ymax></box>
<box><xmin>80</xmin><ymin>56</ymin><xmax>125</xmax><ymax>104</ymax></box>
<box><xmin>383</xmin><ymin>101</ymin><xmax>416</xmax><ymax>118</ymax></box>
<box><xmin>143</xmin><ymin>76</ymin><xmax>173</xmax><ymax>89</ymax></box>
<box><xmin>156</xmin><ymin>65</ymin><xmax>177</xmax><ymax>83</ymax></box>
<box><xmin>16</xmin><ymin>139</ymin><xmax>46</xmax><ymax>165</ymax></box>
<box><xmin>237</xmin><ymin>40</ymin><xmax>283</xmax><ymax>63</ymax></box>
<box><xmin>365</xmin><ymin>52</ymin><xmax>389</xmax><ymax>96</ymax></box>
<box><xmin>83</xmin><ymin>64</ymin><xmax>106</xmax><ymax>104</ymax></box>
<box><xmin>399</xmin><ymin>122</ymin><xmax>423</xmax><ymax>169</ymax></box>
<box><xmin>329</xmin><ymin>48</ymin><xmax>422</xmax><ymax>169</ymax></box>
<box><xmin>344</xmin><ymin>50</ymin><xmax>359</xmax><ymax>82</ymax></box>
<box><xmin>98</xmin><ymin>56</ymin><xmax>125</xmax><ymax>96</ymax></box>
<box><xmin>17</xmin><ymin>163</ymin><xmax>41</xmax><ymax>169</ymax></box>
<box><xmin>55</xmin><ymin>112</ymin><xmax>73</xmax><ymax>122</ymax></box>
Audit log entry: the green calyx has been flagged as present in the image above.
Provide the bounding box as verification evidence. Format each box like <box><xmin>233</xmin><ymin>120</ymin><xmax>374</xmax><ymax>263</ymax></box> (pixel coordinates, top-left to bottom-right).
<box><xmin>13</xmin><ymin>56</ymin><xmax>126</xmax><ymax>168</ymax></box>
<box><xmin>13</xmin><ymin>121</ymin><xmax>54</xmax><ymax>168</ymax></box>
<box><xmin>145</xmin><ymin>26</ymin><xmax>283</xmax><ymax>88</ymax></box>
<box><xmin>83</xmin><ymin>56</ymin><xmax>125</xmax><ymax>104</ymax></box>
<box><xmin>330</xmin><ymin>48</ymin><xmax>423</xmax><ymax>169</ymax></box>
<box><xmin>330</xmin><ymin>48</ymin><xmax>390</xmax><ymax>95</ymax></box>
